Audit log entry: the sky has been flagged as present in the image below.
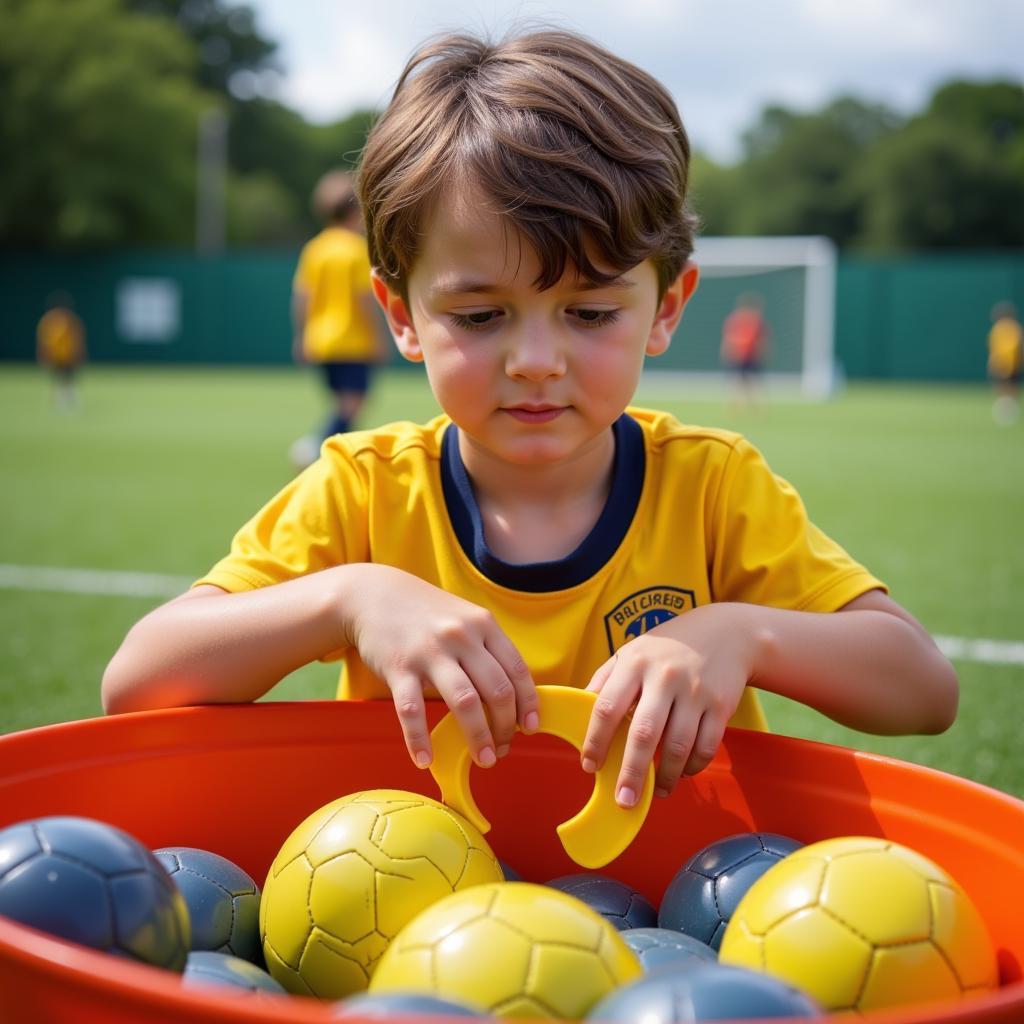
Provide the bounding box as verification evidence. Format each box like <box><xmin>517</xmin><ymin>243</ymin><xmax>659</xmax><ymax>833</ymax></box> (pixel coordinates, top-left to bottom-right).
<box><xmin>245</xmin><ymin>0</ymin><xmax>1023</xmax><ymax>163</ymax></box>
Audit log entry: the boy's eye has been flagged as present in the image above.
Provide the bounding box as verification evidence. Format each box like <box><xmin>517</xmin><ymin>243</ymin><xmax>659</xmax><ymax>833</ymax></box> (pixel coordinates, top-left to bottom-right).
<box><xmin>449</xmin><ymin>310</ymin><xmax>502</xmax><ymax>330</ymax></box>
<box><xmin>570</xmin><ymin>308</ymin><xmax>620</xmax><ymax>327</ymax></box>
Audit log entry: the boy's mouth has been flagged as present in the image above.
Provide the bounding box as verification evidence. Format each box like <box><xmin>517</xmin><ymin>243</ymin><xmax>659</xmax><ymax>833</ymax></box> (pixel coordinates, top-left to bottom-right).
<box><xmin>503</xmin><ymin>404</ymin><xmax>566</xmax><ymax>424</ymax></box>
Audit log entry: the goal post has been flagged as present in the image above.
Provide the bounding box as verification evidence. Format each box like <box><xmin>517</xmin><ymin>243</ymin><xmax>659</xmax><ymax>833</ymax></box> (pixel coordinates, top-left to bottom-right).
<box><xmin>647</xmin><ymin>236</ymin><xmax>838</xmax><ymax>399</ymax></box>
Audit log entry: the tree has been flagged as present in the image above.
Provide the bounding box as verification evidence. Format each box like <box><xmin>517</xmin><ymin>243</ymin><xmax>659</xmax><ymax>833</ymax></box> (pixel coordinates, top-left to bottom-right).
<box><xmin>127</xmin><ymin>0</ymin><xmax>277</xmax><ymax>97</ymax></box>
<box><xmin>857</xmin><ymin>81</ymin><xmax>1024</xmax><ymax>249</ymax></box>
<box><xmin>687</xmin><ymin>152</ymin><xmax>742</xmax><ymax>237</ymax></box>
<box><xmin>927</xmin><ymin>80</ymin><xmax>1024</xmax><ymax>143</ymax></box>
<box><xmin>129</xmin><ymin>0</ymin><xmax>377</xmax><ymax>244</ymax></box>
<box><xmin>857</xmin><ymin>123</ymin><xmax>1024</xmax><ymax>249</ymax></box>
<box><xmin>228</xmin><ymin>102</ymin><xmax>377</xmax><ymax>240</ymax></box>
<box><xmin>729</xmin><ymin>98</ymin><xmax>901</xmax><ymax>246</ymax></box>
<box><xmin>225</xmin><ymin>171</ymin><xmax>300</xmax><ymax>245</ymax></box>
<box><xmin>0</xmin><ymin>0</ymin><xmax>213</xmax><ymax>248</ymax></box>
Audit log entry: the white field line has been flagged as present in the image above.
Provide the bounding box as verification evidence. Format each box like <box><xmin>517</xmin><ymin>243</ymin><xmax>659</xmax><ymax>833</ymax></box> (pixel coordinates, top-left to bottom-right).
<box><xmin>933</xmin><ymin>635</ymin><xmax>1024</xmax><ymax>668</ymax></box>
<box><xmin>0</xmin><ymin>563</ymin><xmax>191</xmax><ymax>599</ymax></box>
<box><xmin>0</xmin><ymin>563</ymin><xmax>1021</xmax><ymax>668</ymax></box>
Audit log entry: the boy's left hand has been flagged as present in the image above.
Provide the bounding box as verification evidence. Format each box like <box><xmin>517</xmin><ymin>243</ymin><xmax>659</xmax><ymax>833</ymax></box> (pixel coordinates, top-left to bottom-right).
<box><xmin>580</xmin><ymin>604</ymin><xmax>758</xmax><ymax>808</ymax></box>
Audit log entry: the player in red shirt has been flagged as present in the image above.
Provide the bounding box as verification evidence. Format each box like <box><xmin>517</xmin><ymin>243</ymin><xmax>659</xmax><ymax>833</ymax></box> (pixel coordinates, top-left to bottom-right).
<box><xmin>721</xmin><ymin>293</ymin><xmax>770</xmax><ymax>407</ymax></box>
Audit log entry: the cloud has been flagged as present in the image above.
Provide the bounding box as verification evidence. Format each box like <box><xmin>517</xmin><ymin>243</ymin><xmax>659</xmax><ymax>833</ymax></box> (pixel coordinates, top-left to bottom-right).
<box><xmin>251</xmin><ymin>0</ymin><xmax>1024</xmax><ymax>162</ymax></box>
<box><xmin>277</xmin><ymin>21</ymin><xmax>408</xmax><ymax>118</ymax></box>
<box><xmin>794</xmin><ymin>0</ymin><xmax>956</xmax><ymax>51</ymax></box>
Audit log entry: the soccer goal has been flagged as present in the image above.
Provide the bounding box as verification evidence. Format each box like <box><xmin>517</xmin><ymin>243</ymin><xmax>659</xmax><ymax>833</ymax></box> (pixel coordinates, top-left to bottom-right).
<box><xmin>646</xmin><ymin>235</ymin><xmax>838</xmax><ymax>399</ymax></box>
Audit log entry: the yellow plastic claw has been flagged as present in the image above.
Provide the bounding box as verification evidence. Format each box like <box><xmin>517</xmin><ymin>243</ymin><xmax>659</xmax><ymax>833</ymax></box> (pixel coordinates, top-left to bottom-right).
<box><xmin>428</xmin><ymin>685</ymin><xmax>654</xmax><ymax>869</ymax></box>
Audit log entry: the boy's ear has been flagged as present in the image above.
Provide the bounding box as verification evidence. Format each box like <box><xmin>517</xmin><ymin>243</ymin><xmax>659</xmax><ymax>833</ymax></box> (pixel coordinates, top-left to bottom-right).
<box><xmin>646</xmin><ymin>260</ymin><xmax>700</xmax><ymax>357</ymax></box>
<box><xmin>371</xmin><ymin>269</ymin><xmax>422</xmax><ymax>362</ymax></box>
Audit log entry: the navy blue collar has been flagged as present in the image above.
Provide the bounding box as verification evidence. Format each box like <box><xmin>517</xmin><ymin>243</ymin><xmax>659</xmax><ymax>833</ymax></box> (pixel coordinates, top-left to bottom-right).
<box><xmin>440</xmin><ymin>414</ymin><xmax>645</xmax><ymax>593</ymax></box>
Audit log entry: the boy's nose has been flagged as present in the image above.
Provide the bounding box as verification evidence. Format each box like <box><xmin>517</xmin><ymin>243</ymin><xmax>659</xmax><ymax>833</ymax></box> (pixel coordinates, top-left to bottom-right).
<box><xmin>504</xmin><ymin>325</ymin><xmax>566</xmax><ymax>380</ymax></box>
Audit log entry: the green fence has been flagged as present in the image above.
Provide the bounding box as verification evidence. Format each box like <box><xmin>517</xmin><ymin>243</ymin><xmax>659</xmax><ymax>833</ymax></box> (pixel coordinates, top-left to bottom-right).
<box><xmin>3</xmin><ymin>249</ymin><xmax>1022</xmax><ymax>380</ymax></box>
<box><xmin>0</xmin><ymin>251</ymin><xmax>293</xmax><ymax>365</ymax></box>
<box><xmin>656</xmin><ymin>265</ymin><xmax>810</xmax><ymax>375</ymax></box>
<box><xmin>837</xmin><ymin>253</ymin><xmax>1024</xmax><ymax>380</ymax></box>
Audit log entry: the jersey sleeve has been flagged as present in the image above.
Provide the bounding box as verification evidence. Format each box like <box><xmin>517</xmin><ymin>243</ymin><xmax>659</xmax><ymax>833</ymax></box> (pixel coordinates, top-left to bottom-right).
<box><xmin>708</xmin><ymin>438</ymin><xmax>886</xmax><ymax>612</ymax></box>
<box><xmin>194</xmin><ymin>449</ymin><xmax>370</xmax><ymax>593</ymax></box>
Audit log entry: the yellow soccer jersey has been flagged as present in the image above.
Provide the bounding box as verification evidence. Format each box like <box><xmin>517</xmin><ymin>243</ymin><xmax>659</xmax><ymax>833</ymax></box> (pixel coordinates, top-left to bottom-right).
<box><xmin>988</xmin><ymin>317</ymin><xmax>1023</xmax><ymax>378</ymax></box>
<box><xmin>196</xmin><ymin>409</ymin><xmax>886</xmax><ymax>731</ymax></box>
<box><xmin>293</xmin><ymin>226</ymin><xmax>375</xmax><ymax>362</ymax></box>
<box><xmin>37</xmin><ymin>309</ymin><xmax>84</xmax><ymax>367</ymax></box>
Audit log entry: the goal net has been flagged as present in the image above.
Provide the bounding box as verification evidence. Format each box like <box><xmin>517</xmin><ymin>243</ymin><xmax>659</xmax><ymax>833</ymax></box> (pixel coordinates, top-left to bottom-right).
<box><xmin>646</xmin><ymin>236</ymin><xmax>838</xmax><ymax>399</ymax></box>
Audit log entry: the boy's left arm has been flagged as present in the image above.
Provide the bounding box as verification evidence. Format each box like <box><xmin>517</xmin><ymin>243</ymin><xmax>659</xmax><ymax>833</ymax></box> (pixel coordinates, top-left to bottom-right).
<box><xmin>580</xmin><ymin>590</ymin><xmax>958</xmax><ymax>809</ymax></box>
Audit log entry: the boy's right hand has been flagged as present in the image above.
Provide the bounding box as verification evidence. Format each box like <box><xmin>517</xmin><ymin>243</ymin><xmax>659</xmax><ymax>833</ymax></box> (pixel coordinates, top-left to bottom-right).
<box><xmin>343</xmin><ymin>565</ymin><xmax>539</xmax><ymax>770</ymax></box>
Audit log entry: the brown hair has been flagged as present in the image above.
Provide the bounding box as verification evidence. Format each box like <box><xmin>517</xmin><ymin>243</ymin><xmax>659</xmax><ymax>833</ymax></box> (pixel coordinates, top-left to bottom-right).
<box><xmin>357</xmin><ymin>29</ymin><xmax>697</xmax><ymax>298</ymax></box>
<box><xmin>312</xmin><ymin>169</ymin><xmax>359</xmax><ymax>224</ymax></box>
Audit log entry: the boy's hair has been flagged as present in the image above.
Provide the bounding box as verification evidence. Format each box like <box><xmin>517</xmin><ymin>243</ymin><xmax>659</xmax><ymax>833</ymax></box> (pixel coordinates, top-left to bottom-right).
<box><xmin>357</xmin><ymin>29</ymin><xmax>697</xmax><ymax>298</ymax></box>
<box><xmin>312</xmin><ymin>170</ymin><xmax>360</xmax><ymax>224</ymax></box>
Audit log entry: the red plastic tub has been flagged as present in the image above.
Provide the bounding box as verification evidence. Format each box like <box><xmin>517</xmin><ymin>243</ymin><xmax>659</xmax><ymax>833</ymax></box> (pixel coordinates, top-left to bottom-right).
<box><xmin>0</xmin><ymin>701</ymin><xmax>1022</xmax><ymax>1024</ymax></box>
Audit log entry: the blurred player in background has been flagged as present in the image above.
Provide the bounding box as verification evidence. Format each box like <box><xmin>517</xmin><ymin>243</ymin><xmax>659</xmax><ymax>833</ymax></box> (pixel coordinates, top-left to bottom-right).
<box><xmin>36</xmin><ymin>292</ymin><xmax>86</xmax><ymax>411</ymax></box>
<box><xmin>290</xmin><ymin>170</ymin><xmax>390</xmax><ymax>468</ymax></box>
<box><xmin>720</xmin><ymin>292</ymin><xmax>769</xmax><ymax>408</ymax></box>
<box><xmin>987</xmin><ymin>301</ymin><xmax>1022</xmax><ymax>425</ymax></box>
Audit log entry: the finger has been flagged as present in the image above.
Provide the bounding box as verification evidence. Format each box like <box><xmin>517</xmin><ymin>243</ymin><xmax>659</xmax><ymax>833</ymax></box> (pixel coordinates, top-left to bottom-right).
<box><xmin>654</xmin><ymin>701</ymin><xmax>700</xmax><ymax>798</ymax></box>
<box><xmin>484</xmin><ymin>631</ymin><xmax>540</xmax><ymax>735</ymax></box>
<box><xmin>682</xmin><ymin>709</ymin><xmax>728</xmax><ymax>777</ymax></box>
<box><xmin>458</xmin><ymin>648</ymin><xmax>518</xmax><ymax>756</ymax></box>
<box><xmin>432</xmin><ymin>665</ymin><xmax>498</xmax><ymax>769</ymax></box>
<box><xmin>585</xmin><ymin>654</ymin><xmax>616</xmax><ymax>694</ymax></box>
<box><xmin>615</xmin><ymin>692</ymin><xmax>672</xmax><ymax>809</ymax></box>
<box><xmin>388</xmin><ymin>674</ymin><xmax>432</xmax><ymax>769</ymax></box>
<box><xmin>580</xmin><ymin>662</ymin><xmax>640</xmax><ymax>775</ymax></box>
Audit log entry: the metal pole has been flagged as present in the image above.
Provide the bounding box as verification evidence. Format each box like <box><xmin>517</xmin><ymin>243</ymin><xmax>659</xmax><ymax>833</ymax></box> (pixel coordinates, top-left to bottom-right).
<box><xmin>196</xmin><ymin>107</ymin><xmax>227</xmax><ymax>253</ymax></box>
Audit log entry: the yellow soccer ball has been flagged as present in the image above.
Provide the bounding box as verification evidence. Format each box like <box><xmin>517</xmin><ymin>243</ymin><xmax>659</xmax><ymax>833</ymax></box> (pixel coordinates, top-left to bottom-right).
<box><xmin>370</xmin><ymin>881</ymin><xmax>643</xmax><ymax>1019</ymax></box>
<box><xmin>259</xmin><ymin>789</ymin><xmax>503</xmax><ymax>999</ymax></box>
<box><xmin>719</xmin><ymin>836</ymin><xmax>998</xmax><ymax>1012</ymax></box>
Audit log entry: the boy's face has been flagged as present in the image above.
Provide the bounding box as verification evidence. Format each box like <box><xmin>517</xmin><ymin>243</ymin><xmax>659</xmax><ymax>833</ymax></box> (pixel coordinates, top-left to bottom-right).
<box><xmin>373</xmin><ymin>183</ymin><xmax>695</xmax><ymax>469</ymax></box>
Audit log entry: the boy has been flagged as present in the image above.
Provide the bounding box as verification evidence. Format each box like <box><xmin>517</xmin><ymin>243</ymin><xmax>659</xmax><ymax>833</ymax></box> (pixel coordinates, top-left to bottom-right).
<box><xmin>37</xmin><ymin>292</ymin><xmax>87</xmax><ymax>410</ymax></box>
<box><xmin>987</xmin><ymin>300</ymin><xmax>1022</xmax><ymax>425</ymax></box>
<box><xmin>291</xmin><ymin>170</ymin><xmax>390</xmax><ymax>465</ymax></box>
<box><xmin>103</xmin><ymin>29</ymin><xmax>957</xmax><ymax>811</ymax></box>
<box><xmin>720</xmin><ymin>292</ymin><xmax>770</xmax><ymax>407</ymax></box>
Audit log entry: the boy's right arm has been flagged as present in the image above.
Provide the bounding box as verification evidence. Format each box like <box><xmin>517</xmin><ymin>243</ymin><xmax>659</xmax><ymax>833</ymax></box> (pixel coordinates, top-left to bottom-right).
<box><xmin>101</xmin><ymin>564</ymin><xmax>538</xmax><ymax>771</ymax></box>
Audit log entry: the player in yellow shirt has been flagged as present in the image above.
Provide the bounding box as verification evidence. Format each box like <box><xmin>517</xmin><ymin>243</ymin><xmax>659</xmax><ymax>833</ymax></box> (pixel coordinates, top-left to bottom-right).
<box><xmin>291</xmin><ymin>170</ymin><xmax>389</xmax><ymax>465</ymax></box>
<box><xmin>36</xmin><ymin>292</ymin><xmax>86</xmax><ymax>411</ymax></box>
<box><xmin>987</xmin><ymin>301</ymin><xmax>1023</xmax><ymax>425</ymax></box>
<box><xmin>103</xmin><ymin>29</ymin><xmax>957</xmax><ymax>812</ymax></box>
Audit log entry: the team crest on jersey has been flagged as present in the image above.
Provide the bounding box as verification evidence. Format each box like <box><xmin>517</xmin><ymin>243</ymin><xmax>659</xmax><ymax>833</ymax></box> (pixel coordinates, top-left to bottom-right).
<box><xmin>603</xmin><ymin>586</ymin><xmax>696</xmax><ymax>653</ymax></box>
